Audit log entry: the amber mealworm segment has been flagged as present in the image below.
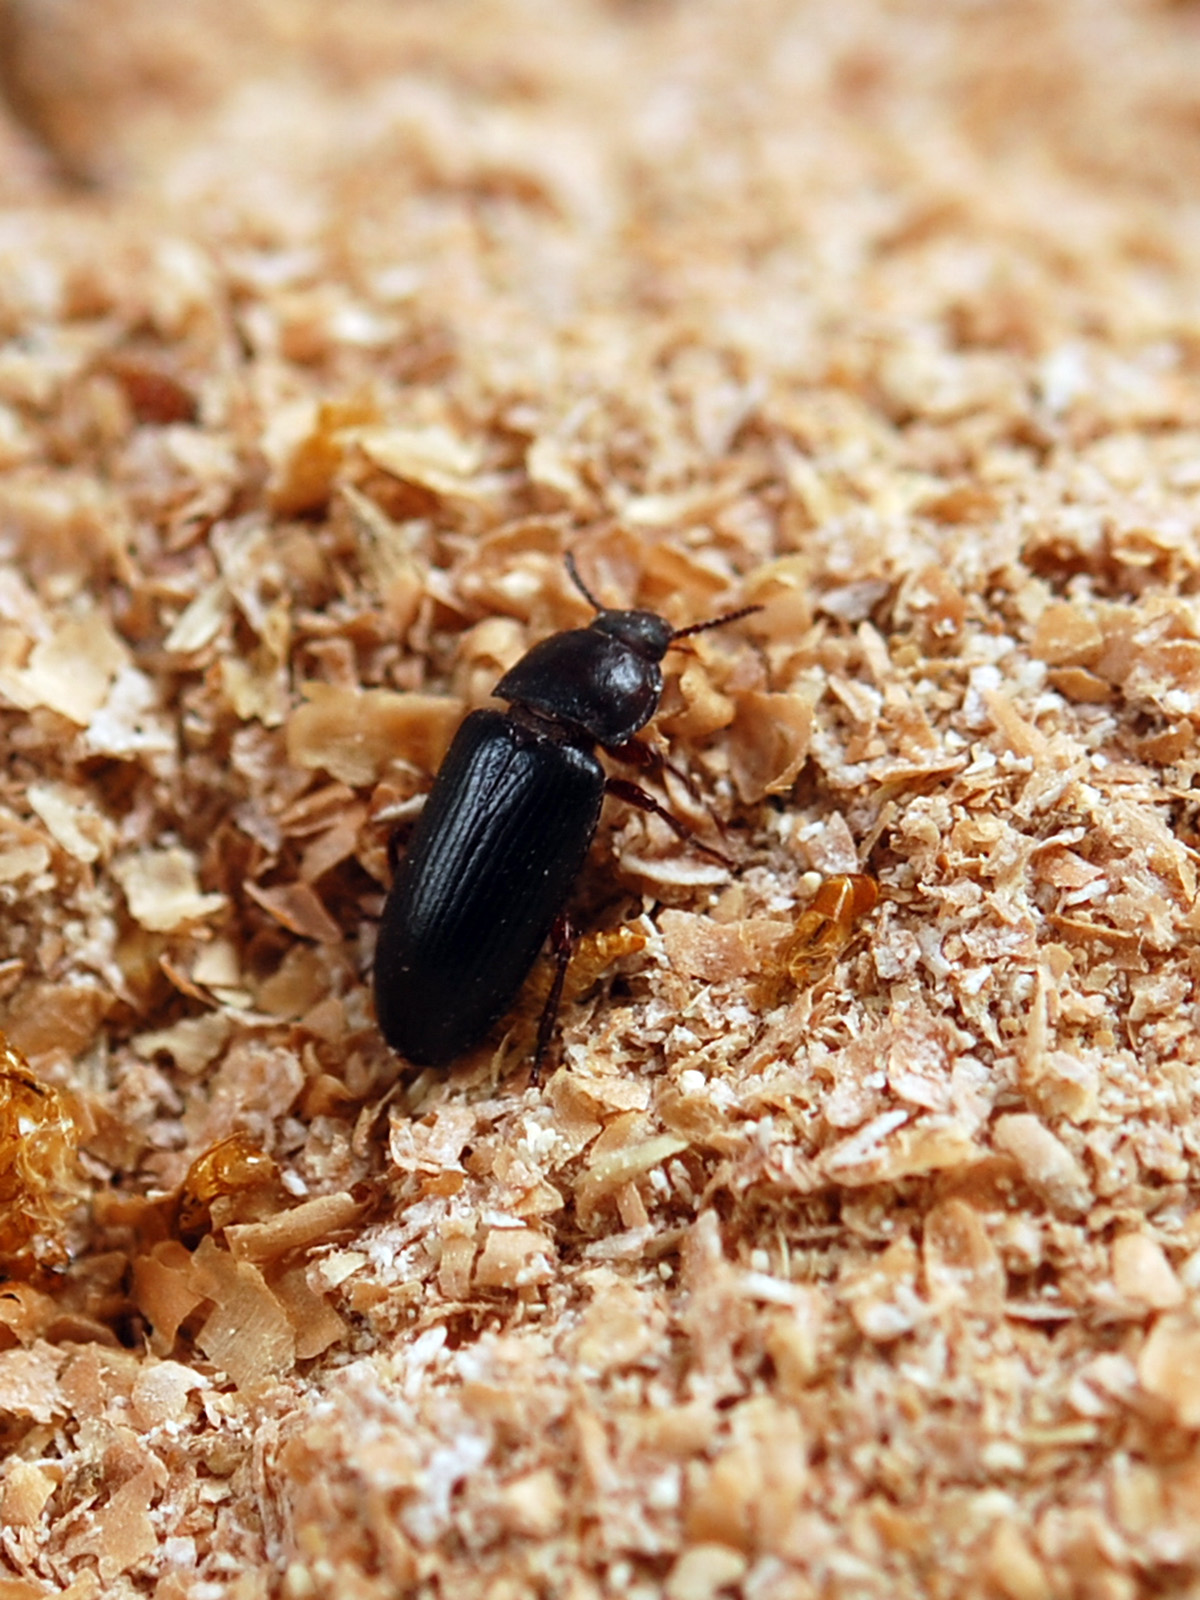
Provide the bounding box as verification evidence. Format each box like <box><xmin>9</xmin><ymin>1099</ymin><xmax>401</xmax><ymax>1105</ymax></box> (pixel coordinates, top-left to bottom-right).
<box><xmin>785</xmin><ymin>873</ymin><xmax>880</xmax><ymax>982</ymax></box>
<box><xmin>0</xmin><ymin>1031</ymin><xmax>81</xmax><ymax>1273</ymax></box>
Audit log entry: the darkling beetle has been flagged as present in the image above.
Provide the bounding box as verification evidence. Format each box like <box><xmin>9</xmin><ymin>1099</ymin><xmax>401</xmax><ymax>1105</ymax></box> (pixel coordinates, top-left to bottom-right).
<box><xmin>373</xmin><ymin>552</ymin><xmax>760</xmax><ymax>1078</ymax></box>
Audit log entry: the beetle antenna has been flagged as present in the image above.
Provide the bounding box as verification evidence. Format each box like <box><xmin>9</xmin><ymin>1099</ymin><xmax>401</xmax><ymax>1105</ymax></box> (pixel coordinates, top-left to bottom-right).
<box><xmin>671</xmin><ymin>603</ymin><xmax>762</xmax><ymax>642</ymax></box>
<box><xmin>564</xmin><ymin>550</ymin><xmax>605</xmax><ymax>613</ymax></box>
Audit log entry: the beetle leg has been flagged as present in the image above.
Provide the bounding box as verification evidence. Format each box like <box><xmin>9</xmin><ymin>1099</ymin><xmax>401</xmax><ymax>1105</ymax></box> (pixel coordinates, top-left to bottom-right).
<box><xmin>605</xmin><ymin>777</ymin><xmax>733</xmax><ymax>869</ymax></box>
<box><xmin>608</xmin><ymin>740</ymin><xmax>730</xmax><ymax>840</ymax></box>
<box><xmin>663</xmin><ymin>754</ymin><xmax>716</xmax><ymax>815</ymax></box>
<box><xmin>609</xmin><ymin>737</ymin><xmax>699</xmax><ymax>803</ymax></box>
<box><xmin>386</xmin><ymin>829</ymin><xmax>405</xmax><ymax>877</ymax></box>
<box><xmin>606</xmin><ymin>736</ymin><xmax>657</xmax><ymax>772</ymax></box>
<box><xmin>531</xmin><ymin>910</ymin><xmax>574</xmax><ymax>1086</ymax></box>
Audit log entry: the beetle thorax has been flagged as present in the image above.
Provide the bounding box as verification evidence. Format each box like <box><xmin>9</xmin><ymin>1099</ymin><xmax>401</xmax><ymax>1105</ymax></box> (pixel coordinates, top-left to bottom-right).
<box><xmin>493</xmin><ymin>619</ymin><xmax>667</xmax><ymax>748</ymax></box>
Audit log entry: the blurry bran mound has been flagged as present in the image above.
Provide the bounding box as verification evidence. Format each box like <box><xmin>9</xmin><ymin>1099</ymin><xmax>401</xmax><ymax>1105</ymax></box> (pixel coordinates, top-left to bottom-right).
<box><xmin>2</xmin><ymin>1</ymin><xmax>1200</xmax><ymax>1596</ymax></box>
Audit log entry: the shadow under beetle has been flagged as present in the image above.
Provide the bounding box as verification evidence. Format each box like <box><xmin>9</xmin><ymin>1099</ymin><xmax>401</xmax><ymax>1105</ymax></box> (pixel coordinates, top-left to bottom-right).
<box><xmin>373</xmin><ymin>553</ymin><xmax>760</xmax><ymax>1079</ymax></box>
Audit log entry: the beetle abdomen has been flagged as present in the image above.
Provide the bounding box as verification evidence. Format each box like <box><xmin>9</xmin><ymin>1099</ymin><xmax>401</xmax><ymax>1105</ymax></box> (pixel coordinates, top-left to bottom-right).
<box><xmin>373</xmin><ymin>709</ymin><xmax>605</xmax><ymax>1067</ymax></box>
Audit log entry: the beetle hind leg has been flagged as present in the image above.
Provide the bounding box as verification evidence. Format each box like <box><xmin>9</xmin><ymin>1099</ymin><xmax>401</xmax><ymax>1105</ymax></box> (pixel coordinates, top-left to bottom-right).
<box><xmin>531</xmin><ymin>910</ymin><xmax>574</xmax><ymax>1086</ymax></box>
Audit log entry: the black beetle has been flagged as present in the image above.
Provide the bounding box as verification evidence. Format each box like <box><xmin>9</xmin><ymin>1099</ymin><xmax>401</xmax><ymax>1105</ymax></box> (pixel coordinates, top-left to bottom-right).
<box><xmin>373</xmin><ymin>553</ymin><xmax>759</xmax><ymax>1077</ymax></box>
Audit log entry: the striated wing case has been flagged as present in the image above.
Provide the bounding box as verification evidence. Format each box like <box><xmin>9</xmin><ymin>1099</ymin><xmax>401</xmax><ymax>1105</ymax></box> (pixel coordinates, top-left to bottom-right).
<box><xmin>374</xmin><ymin>709</ymin><xmax>605</xmax><ymax>1066</ymax></box>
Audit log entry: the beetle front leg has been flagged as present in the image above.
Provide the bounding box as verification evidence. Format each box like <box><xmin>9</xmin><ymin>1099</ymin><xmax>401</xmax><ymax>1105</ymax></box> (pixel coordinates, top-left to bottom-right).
<box><xmin>607</xmin><ymin>736</ymin><xmax>661</xmax><ymax>775</ymax></box>
<box><xmin>531</xmin><ymin>910</ymin><xmax>574</xmax><ymax>1086</ymax></box>
<box><xmin>605</xmin><ymin>777</ymin><xmax>733</xmax><ymax>869</ymax></box>
<box><xmin>608</xmin><ymin>737</ymin><xmax>731</xmax><ymax>840</ymax></box>
<box><xmin>607</xmin><ymin>736</ymin><xmax>704</xmax><ymax>806</ymax></box>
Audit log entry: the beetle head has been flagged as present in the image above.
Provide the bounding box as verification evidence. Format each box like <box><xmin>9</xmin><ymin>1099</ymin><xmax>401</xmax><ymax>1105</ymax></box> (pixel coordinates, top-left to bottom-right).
<box><xmin>591</xmin><ymin>608</ymin><xmax>674</xmax><ymax>661</ymax></box>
